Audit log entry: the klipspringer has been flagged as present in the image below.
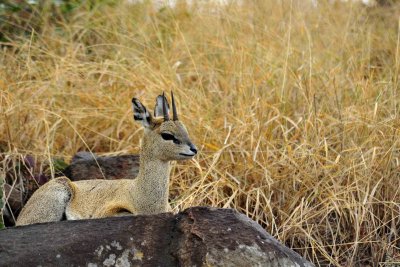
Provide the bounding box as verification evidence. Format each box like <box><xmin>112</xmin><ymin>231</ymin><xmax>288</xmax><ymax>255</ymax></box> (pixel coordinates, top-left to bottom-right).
<box><xmin>16</xmin><ymin>92</ymin><xmax>197</xmax><ymax>225</ymax></box>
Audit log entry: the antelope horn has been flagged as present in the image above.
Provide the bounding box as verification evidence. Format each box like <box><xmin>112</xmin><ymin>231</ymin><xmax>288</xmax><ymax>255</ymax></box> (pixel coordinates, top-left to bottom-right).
<box><xmin>162</xmin><ymin>92</ymin><xmax>169</xmax><ymax>121</ymax></box>
<box><xmin>171</xmin><ymin>91</ymin><xmax>178</xmax><ymax>121</ymax></box>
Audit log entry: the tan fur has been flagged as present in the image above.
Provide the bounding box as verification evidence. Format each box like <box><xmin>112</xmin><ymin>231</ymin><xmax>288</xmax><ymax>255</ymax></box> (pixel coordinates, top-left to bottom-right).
<box><xmin>16</xmin><ymin>95</ymin><xmax>197</xmax><ymax>226</ymax></box>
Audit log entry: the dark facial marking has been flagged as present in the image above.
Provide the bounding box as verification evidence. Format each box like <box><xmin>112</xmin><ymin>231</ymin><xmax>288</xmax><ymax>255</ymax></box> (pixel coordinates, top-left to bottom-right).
<box><xmin>161</xmin><ymin>132</ymin><xmax>181</xmax><ymax>144</ymax></box>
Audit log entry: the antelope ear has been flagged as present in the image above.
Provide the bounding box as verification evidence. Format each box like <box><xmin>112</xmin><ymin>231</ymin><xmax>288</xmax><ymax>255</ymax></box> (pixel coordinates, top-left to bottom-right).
<box><xmin>132</xmin><ymin>98</ymin><xmax>152</xmax><ymax>128</ymax></box>
<box><xmin>154</xmin><ymin>94</ymin><xmax>170</xmax><ymax>118</ymax></box>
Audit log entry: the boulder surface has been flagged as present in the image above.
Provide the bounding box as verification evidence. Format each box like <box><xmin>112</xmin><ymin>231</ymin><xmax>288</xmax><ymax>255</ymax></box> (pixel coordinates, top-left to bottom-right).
<box><xmin>0</xmin><ymin>206</ymin><xmax>314</xmax><ymax>267</ymax></box>
<box><xmin>64</xmin><ymin>152</ymin><xmax>140</xmax><ymax>181</ymax></box>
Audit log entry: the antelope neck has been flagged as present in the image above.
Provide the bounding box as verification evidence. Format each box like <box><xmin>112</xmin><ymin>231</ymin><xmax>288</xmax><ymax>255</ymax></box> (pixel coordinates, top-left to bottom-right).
<box><xmin>131</xmin><ymin>152</ymin><xmax>171</xmax><ymax>213</ymax></box>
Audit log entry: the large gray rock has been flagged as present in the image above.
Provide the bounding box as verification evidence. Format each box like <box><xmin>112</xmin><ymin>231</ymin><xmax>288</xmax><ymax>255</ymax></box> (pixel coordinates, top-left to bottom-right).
<box><xmin>64</xmin><ymin>152</ymin><xmax>140</xmax><ymax>181</ymax></box>
<box><xmin>0</xmin><ymin>206</ymin><xmax>314</xmax><ymax>267</ymax></box>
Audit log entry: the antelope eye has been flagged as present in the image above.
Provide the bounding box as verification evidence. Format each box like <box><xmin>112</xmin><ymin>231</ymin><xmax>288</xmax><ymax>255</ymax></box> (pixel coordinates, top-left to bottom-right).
<box><xmin>161</xmin><ymin>132</ymin><xmax>182</xmax><ymax>145</ymax></box>
<box><xmin>161</xmin><ymin>133</ymin><xmax>175</xmax><ymax>141</ymax></box>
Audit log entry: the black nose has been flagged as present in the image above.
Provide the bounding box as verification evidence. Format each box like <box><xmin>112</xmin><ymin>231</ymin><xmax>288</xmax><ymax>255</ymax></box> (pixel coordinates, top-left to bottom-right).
<box><xmin>189</xmin><ymin>143</ymin><xmax>198</xmax><ymax>154</ymax></box>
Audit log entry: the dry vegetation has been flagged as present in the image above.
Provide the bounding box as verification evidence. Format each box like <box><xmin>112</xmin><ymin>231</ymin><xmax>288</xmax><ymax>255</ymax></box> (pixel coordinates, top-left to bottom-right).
<box><xmin>1</xmin><ymin>0</ymin><xmax>400</xmax><ymax>265</ymax></box>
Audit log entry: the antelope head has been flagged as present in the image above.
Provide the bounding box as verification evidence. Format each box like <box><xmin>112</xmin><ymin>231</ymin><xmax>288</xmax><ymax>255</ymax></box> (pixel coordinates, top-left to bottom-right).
<box><xmin>132</xmin><ymin>92</ymin><xmax>197</xmax><ymax>161</ymax></box>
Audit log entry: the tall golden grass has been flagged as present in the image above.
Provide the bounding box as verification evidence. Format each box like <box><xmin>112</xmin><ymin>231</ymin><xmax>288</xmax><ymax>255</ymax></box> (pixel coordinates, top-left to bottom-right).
<box><xmin>1</xmin><ymin>1</ymin><xmax>400</xmax><ymax>265</ymax></box>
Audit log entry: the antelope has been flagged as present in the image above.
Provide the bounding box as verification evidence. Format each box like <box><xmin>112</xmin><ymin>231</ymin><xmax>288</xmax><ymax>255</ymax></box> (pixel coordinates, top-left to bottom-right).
<box><xmin>16</xmin><ymin>92</ymin><xmax>197</xmax><ymax>226</ymax></box>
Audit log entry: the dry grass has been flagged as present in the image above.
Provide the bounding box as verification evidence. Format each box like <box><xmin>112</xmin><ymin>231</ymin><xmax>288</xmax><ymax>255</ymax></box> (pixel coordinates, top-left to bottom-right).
<box><xmin>1</xmin><ymin>0</ymin><xmax>400</xmax><ymax>265</ymax></box>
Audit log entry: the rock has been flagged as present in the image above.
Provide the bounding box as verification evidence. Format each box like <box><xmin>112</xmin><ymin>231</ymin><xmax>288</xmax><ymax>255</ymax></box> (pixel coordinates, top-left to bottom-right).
<box><xmin>2</xmin><ymin>183</ymin><xmax>23</xmax><ymax>226</ymax></box>
<box><xmin>3</xmin><ymin>183</ymin><xmax>23</xmax><ymax>213</ymax></box>
<box><xmin>63</xmin><ymin>152</ymin><xmax>140</xmax><ymax>181</ymax></box>
<box><xmin>0</xmin><ymin>206</ymin><xmax>314</xmax><ymax>267</ymax></box>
